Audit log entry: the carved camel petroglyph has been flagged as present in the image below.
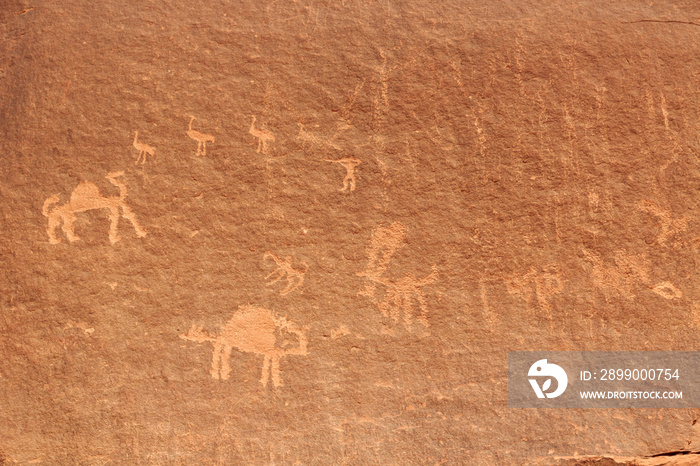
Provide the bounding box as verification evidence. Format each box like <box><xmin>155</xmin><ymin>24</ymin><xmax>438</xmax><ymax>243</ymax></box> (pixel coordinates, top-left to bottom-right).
<box><xmin>42</xmin><ymin>171</ymin><xmax>147</xmax><ymax>245</ymax></box>
<box><xmin>180</xmin><ymin>305</ymin><xmax>308</xmax><ymax>388</ymax></box>
<box><xmin>132</xmin><ymin>131</ymin><xmax>155</xmax><ymax>165</ymax></box>
<box><xmin>249</xmin><ymin>115</ymin><xmax>275</xmax><ymax>155</ymax></box>
<box><xmin>187</xmin><ymin>116</ymin><xmax>215</xmax><ymax>156</ymax></box>
<box><xmin>377</xmin><ymin>266</ymin><xmax>439</xmax><ymax>327</ymax></box>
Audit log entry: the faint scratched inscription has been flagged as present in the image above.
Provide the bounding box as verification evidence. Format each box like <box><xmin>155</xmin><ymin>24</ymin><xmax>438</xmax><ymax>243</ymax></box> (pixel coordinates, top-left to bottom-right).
<box><xmin>264</xmin><ymin>252</ymin><xmax>308</xmax><ymax>295</ymax></box>
<box><xmin>187</xmin><ymin>116</ymin><xmax>215</xmax><ymax>156</ymax></box>
<box><xmin>582</xmin><ymin>249</ymin><xmax>681</xmax><ymax>300</ymax></box>
<box><xmin>42</xmin><ymin>171</ymin><xmax>147</xmax><ymax>245</ymax></box>
<box><xmin>325</xmin><ymin>157</ymin><xmax>361</xmax><ymax>192</ymax></box>
<box><xmin>637</xmin><ymin>200</ymin><xmax>689</xmax><ymax>245</ymax></box>
<box><xmin>180</xmin><ymin>305</ymin><xmax>308</xmax><ymax>388</ymax></box>
<box><xmin>249</xmin><ymin>115</ymin><xmax>275</xmax><ymax>155</ymax></box>
<box><xmin>132</xmin><ymin>131</ymin><xmax>155</xmax><ymax>165</ymax></box>
<box><xmin>357</xmin><ymin>222</ymin><xmax>438</xmax><ymax>328</ymax></box>
<box><xmin>506</xmin><ymin>265</ymin><xmax>564</xmax><ymax>318</ymax></box>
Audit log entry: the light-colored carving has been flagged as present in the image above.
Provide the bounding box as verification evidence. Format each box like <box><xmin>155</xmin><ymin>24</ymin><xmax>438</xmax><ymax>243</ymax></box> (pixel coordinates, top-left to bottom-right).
<box><xmin>264</xmin><ymin>252</ymin><xmax>308</xmax><ymax>295</ymax></box>
<box><xmin>132</xmin><ymin>131</ymin><xmax>155</xmax><ymax>165</ymax></box>
<box><xmin>325</xmin><ymin>157</ymin><xmax>362</xmax><ymax>192</ymax></box>
<box><xmin>637</xmin><ymin>200</ymin><xmax>689</xmax><ymax>245</ymax></box>
<box><xmin>186</xmin><ymin>116</ymin><xmax>215</xmax><ymax>156</ymax></box>
<box><xmin>42</xmin><ymin>171</ymin><xmax>147</xmax><ymax>245</ymax></box>
<box><xmin>377</xmin><ymin>266</ymin><xmax>438</xmax><ymax>327</ymax></box>
<box><xmin>296</xmin><ymin>121</ymin><xmax>349</xmax><ymax>151</ymax></box>
<box><xmin>582</xmin><ymin>249</ymin><xmax>681</xmax><ymax>300</ymax></box>
<box><xmin>249</xmin><ymin>115</ymin><xmax>275</xmax><ymax>155</ymax></box>
<box><xmin>506</xmin><ymin>265</ymin><xmax>564</xmax><ymax>314</ymax></box>
<box><xmin>180</xmin><ymin>305</ymin><xmax>308</xmax><ymax>388</ymax></box>
<box><xmin>356</xmin><ymin>222</ymin><xmax>408</xmax><ymax>298</ymax></box>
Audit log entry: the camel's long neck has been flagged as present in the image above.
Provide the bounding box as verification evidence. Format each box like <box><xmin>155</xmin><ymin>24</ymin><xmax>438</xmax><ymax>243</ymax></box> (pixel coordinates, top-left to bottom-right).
<box><xmin>189</xmin><ymin>117</ymin><xmax>195</xmax><ymax>130</ymax></box>
<box><xmin>133</xmin><ymin>131</ymin><xmax>138</xmax><ymax>145</ymax></box>
<box><xmin>106</xmin><ymin>176</ymin><xmax>128</xmax><ymax>200</ymax></box>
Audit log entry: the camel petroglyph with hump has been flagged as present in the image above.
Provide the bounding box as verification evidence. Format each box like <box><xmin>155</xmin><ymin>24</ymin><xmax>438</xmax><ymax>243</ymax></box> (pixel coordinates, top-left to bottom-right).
<box><xmin>187</xmin><ymin>116</ymin><xmax>215</xmax><ymax>156</ymax></box>
<box><xmin>377</xmin><ymin>266</ymin><xmax>438</xmax><ymax>327</ymax></box>
<box><xmin>249</xmin><ymin>115</ymin><xmax>275</xmax><ymax>155</ymax></box>
<box><xmin>264</xmin><ymin>252</ymin><xmax>308</xmax><ymax>295</ymax></box>
<box><xmin>325</xmin><ymin>157</ymin><xmax>362</xmax><ymax>192</ymax></box>
<box><xmin>42</xmin><ymin>171</ymin><xmax>147</xmax><ymax>245</ymax></box>
<box><xmin>180</xmin><ymin>305</ymin><xmax>308</xmax><ymax>388</ymax></box>
<box><xmin>132</xmin><ymin>131</ymin><xmax>155</xmax><ymax>165</ymax></box>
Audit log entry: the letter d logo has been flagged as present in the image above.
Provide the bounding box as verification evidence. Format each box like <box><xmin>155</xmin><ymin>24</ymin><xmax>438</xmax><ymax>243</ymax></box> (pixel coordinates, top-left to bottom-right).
<box><xmin>528</xmin><ymin>359</ymin><xmax>568</xmax><ymax>399</ymax></box>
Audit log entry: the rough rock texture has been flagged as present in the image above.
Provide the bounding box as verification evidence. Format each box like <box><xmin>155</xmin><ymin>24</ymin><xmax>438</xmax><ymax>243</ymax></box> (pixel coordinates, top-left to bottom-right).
<box><xmin>1</xmin><ymin>0</ymin><xmax>700</xmax><ymax>464</ymax></box>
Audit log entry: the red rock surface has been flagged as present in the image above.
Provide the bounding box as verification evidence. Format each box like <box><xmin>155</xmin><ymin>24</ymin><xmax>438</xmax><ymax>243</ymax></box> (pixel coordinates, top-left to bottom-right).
<box><xmin>2</xmin><ymin>0</ymin><xmax>700</xmax><ymax>464</ymax></box>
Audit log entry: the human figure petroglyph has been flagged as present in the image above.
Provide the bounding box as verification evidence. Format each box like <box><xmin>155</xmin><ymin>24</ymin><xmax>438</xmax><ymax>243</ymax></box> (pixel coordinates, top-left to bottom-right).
<box><xmin>132</xmin><ymin>131</ymin><xmax>155</xmax><ymax>165</ymax></box>
<box><xmin>249</xmin><ymin>115</ymin><xmax>275</xmax><ymax>155</ymax></box>
<box><xmin>264</xmin><ymin>252</ymin><xmax>308</xmax><ymax>295</ymax></box>
<box><xmin>325</xmin><ymin>157</ymin><xmax>361</xmax><ymax>192</ymax></box>
<box><xmin>42</xmin><ymin>171</ymin><xmax>147</xmax><ymax>245</ymax></box>
<box><xmin>637</xmin><ymin>200</ymin><xmax>689</xmax><ymax>245</ymax></box>
<box><xmin>356</xmin><ymin>222</ymin><xmax>408</xmax><ymax>298</ymax></box>
<box><xmin>581</xmin><ymin>249</ymin><xmax>681</xmax><ymax>300</ymax></box>
<box><xmin>180</xmin><ymin>305</ymin><xmax>308</xmax><ymax>388</ymax></box>
<box><xmin>187</xmin><ymin>116</ymin><xmax>215</xmax><ymax>156</ymax></box>
<box><xmin>377</xmin><ymin>266</ymin><xmax>438</xmax><ymax>327</ymax></box>
<box><xmin>506</xmin><ymin>265</ymin><xmax>564</xmax><ymax>315</ymax></box>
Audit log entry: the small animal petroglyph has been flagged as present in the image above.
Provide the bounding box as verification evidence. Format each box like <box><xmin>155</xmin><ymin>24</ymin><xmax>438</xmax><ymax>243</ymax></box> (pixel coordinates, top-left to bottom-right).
<box><xmin>180</xmin><ymin>305</ymin><xmax>308</xmax><ymax>388</ymax></box>
<box><xmin>506</xmin><ymin>265</ymin><xmax>564</xmax><ymax>315</ymax></box>
<box><xmin>263</xmin><ymin>252</ymin><xmax>308</xmax><ymax>295</ymax></box>
<box><xmin>581</xmin><ymin>249</ymin><xmax>681</xmax><ymax>300</ymax></box>
<box><xmin>377</xmin><ymin>266</ymin><xmax>438</xmax><ymax>327</ymax></box>
<box><xmin>356</xmin><ymin>222</ymin><xmax>408</xmax><ymax>298</ymax></box>
<box><xmin>187</xmin><ymin>116</ymin><xmax>215</xmax><ymax>156</ymax></box>
<box><xmin>249</xmin><ymin>115</ymin><xmax>275</xmax><ymax>155</ymax></box>
<box><xmin>357</xmin><ymin>222</ymin><xmax>438</xmax><ymax>328</ymax></box>
<box><xmin>42</xmin><ymin>171</ymin><xmax>147</xmax><ymax>245</ymax></box>
<box><xmin>132</xmin><ymin>131</ymin><xmax>155</xmax><ymax>165</ymax></box>
<box><xmin>325</xmin><ymin>157</ymin><xmax>362</xmax><ymax>192</ymax></box>
<box><xmin>637</xmin><ymin>200</ymin><xmax>689</xmax><ymax>245</ymax></box>
<box><xmin>297</xmin><ymin>121</ymin><xmax>349</xmax><ymax>151</ymax></box>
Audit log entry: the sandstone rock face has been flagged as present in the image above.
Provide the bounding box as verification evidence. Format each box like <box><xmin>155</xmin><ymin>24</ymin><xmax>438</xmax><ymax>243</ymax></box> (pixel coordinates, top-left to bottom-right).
<box><xmin>1</xmin><ymin>1</ymin><xmax>700</xmax><ymax>464</ymax></box>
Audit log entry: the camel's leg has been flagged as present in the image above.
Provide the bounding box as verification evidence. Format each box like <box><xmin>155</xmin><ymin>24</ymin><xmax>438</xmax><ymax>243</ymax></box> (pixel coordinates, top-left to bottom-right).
<box><xmin>120</xmin><ymin>204</ymin><xmax>147</xmax><ymax>237</ymax></box>
<box><xmin>135</xmin><ymin>152</ymin><xmax>141</xmax><ymax>165</ymax></box>
<box><xmin>47</xmin><ymin>214</ymin><xmax>62</xmax><ymax>244</ymax></box>
<box><xmin>219</xmin><ymin>345</ymin><xmax>233</xmax><ymax>380</ymax></box>
<box><xmin>402</xmin><ymin>294</ymin><xmax>413</xmax><ymax>326</ymax></box>
<box><xmin>261</xmin><ymin>354</ymin><xmax>271</xmax><ymax>387</ymax></box>
<box><xmin>202</xmin><ymin>142</ymin><xmax>206</xmax><ymax>157</ymax></box>
<box><xmin>108</xmin><ymin>206</ymin><xmax>121</xmax><ymax>244</ymax></box>
<box><xmin>389</xmin><ymin>292</ymin><xmax>402</xmax><ymax>323</ymax></box>
<box><xmin>256</xmin><ymin>139</ymin><xmax>262</xmax><ymax>153</ymax></box>
<box><xmin>270</xmin><ymin>355</ymin><xmax>281</xmax><ymax>388</ymax></box>
<box><xmin>211</xmin><ymin>341</ymin><xmax>223</xmax><ymax>379</ymax></box>
<box><xmin>348</xmin><ymin>176</ymin><xmax>356</xmax><ymax>192</ymax></box>
<box><xmin>415</xmin><ymin>291</ymin><xmax>430</xmax><ymax>327</ymax></box>
<box><xmin>61</xmin><ymin>213</ymin><xmax>80</xmax><ymax>242</ymax></box>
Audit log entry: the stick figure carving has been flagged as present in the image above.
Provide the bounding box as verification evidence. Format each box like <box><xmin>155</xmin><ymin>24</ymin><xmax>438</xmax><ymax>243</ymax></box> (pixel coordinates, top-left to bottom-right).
<box><xmin>263</xmin><ymin>252</ymin><xmax>308</xmax><ymax>295</ymax></box>
<box><xmin>377</xmin><ymin>266</ymin><xmax>438</xmax><ymax>327</ymax></box>
<box><xmin>187</xmin><ymin>116</ymin><xmax>215</xmax><ymax>156</ymax></box>
<box><xmin>249</xmin><ymin>115</ymin><xmax>275</xmax><ymax>155</ymax></box>
<box><xmin>180</xmin><ymin>305</ymin><xmax>308</xmax><ymax>388</ymax></box>
<box><xmin>325</xmin><ymin>157</ymin><xmax>362</xmax><ymax>192</ymax></box>
<box><xmin>356</xmin><ymin>222</ymin><xmax>408</xmax><ymax>298</ymax></box>
<box><xmin>132</xmin><ymin>131</ymin><xmax>155</xmax><ymax>165</ymax></box>
<box><xmin>637</xmin><ymin>200</ymin><xmax>689</xmax><ymax>245</ymax></box>
<box><xmin>42</xmin><ymin>171</ymin><xmax>147</xmax><ymax>245</ymax></box>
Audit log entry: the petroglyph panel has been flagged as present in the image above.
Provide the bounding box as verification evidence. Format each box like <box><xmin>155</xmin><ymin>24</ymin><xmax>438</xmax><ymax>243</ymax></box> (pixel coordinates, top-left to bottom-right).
<box><xmin>3</xmin><ymin>1</ymin><xmax>699</xmax><ymax>464</ymax></box>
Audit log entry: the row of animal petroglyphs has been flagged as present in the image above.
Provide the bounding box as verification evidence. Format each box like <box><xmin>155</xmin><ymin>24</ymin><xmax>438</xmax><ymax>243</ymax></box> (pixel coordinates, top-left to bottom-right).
<box><xmin>131</xmin><ymin>116</ymin><xmax>359</xmax><ymax>192</ymax></box>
